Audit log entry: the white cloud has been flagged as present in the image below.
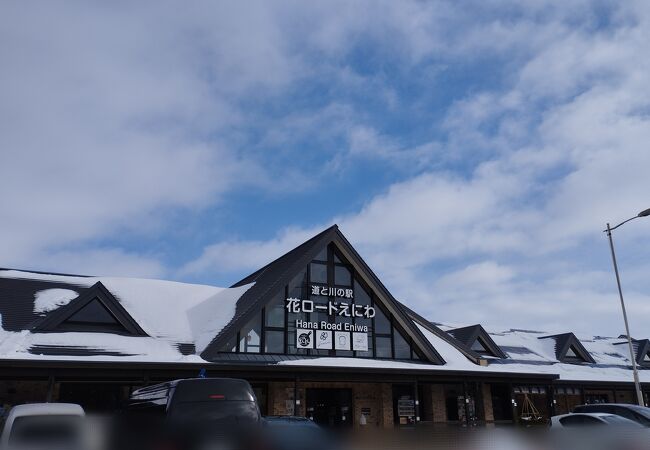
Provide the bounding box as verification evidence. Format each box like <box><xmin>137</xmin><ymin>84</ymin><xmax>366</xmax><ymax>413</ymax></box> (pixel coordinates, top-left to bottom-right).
<box><xmin>181</xmin><ymin>0</ymin><xmax>650</xmax><ymax>336</ymax></box>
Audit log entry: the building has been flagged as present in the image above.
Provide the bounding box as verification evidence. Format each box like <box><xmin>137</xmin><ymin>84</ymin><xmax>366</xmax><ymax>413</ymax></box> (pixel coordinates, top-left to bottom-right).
<box><xmin>1</xmin><ymin>225</ymin><xmax>649</xmax><ymax>428</ymax></box>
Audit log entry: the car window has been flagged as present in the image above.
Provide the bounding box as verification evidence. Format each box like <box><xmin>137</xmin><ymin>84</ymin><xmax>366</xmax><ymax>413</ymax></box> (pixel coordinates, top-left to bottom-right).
<box><xmin>9</xmin><ymin>415</ymin><xmax>83</xmax><ymax>445</ymax></box>
<box><xmin>559</xmin><ymin>416</ymin><xmax>585</xmax><ymax>426</ymax></box>
<box><xmin>581</xmin><ymin>416</ymin><xmax>605</xmax><ymax>425</ymax></box>
<box><xmin>601</xmin><ymin>415</ymin><xmax>642</xmax><ymax>427</ymax></box>
<box><xmin>614</xmin><ymin>407</ymin><xmax>636</xmax><ymax>420</ymax></box>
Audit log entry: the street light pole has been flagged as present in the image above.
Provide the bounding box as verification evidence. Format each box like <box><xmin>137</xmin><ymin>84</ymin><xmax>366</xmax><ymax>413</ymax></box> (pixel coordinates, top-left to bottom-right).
<box><xmin>604</xmin><ymin>207</ymin><xmax>650</xmax><ymax>407</ymax></box>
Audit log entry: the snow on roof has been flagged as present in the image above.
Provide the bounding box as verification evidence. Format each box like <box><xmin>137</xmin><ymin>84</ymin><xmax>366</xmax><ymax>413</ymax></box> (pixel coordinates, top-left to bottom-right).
<box><xmin>2</xmin><ymin>269</ymin><xmax>649</xmax><ymax>384</ymax></box>
<box><xmin>423</xmin><ymin>321</ymin><xmax>650</xmax><ymax>383</ymax></box>
<box><xmin>0</xmin><ymin>269</ymin><xmax>253</xmax><ymax>363</ymax></box>
<box><xmin>34</xmin><ymin>288</ymin><xmax>79</xmax><ymax>313</ymax></box>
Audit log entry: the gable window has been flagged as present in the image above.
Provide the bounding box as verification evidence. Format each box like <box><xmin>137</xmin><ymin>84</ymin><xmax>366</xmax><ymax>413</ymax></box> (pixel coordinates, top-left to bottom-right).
<box><xmin>563</xmin><ymin>344</ymin><xmax>589</xmax><ymax>363</ymax></box>
<box><xmin>34</xmin><ymin>282</ymin><xmax>146</xmax><ymax>336</ymax></box>
<box><xmin>334</xmin><ymin>265</ymin><xmax>352</xmax><ymax>286</ymax></box>
<box><xmin>393</xmin><ymin>326</ymin><xmax>411</xmax><ymax>359</ymax></box>
<box><xmin>471</xmin><ymin>337</ymin><xmax>491</xmax><ymax>355</ymax></box>
<box><xmin>644</xmin><ymin>353</ymin><xmax>650</xmax><ymax>363</ymax></box>
<box><xmin>57</xmin><ymin>298</ymin><xmax>127</xmax><ymax>333</ymax></box>
<box><xmin>67</xmin><ymin>299</ymin><xmax>118</xmax><ymax>324</ymax></box>
<box><xmin>225</xmin><ymin>243</ymin><xmax>426</xmax><ymax>361</ymax></box>
<box><xmin>310</xmin><ymin>263</ymin><xmax>328</xmax><ymax>284</ymax></box>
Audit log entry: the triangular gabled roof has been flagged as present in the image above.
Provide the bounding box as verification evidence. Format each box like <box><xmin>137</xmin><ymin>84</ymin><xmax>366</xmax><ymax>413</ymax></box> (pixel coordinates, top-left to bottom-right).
<box><xmin>448</xmin><ymin>324</ymin><xmax>507</xmax><ymax>359</ymax></box>
<box><xmin>33</xmin><ymin>281</ymin><xmax>147</xmax><ymax>336</ymax></box>
<box><xmin>201</xmin><ymin>225</ymin><xmax>446</xmax><ymax>364</ymax></box>
<box><xmin>397</xmin><ymin>302</ymin><xmax>483</xmax><ymax>364</ymax></box>
<box><xmin>539</xmin><ymin>332</ymin><xmax>595</xmax><ymax>364</ymax></box>
<box><xmin>614</xmin><ymin>339</ymin><xmax>650</xmax><ymax>367</ymax></box>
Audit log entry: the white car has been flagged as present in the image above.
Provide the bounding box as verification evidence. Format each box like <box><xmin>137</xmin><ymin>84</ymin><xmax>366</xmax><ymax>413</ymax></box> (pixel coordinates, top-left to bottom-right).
<box><xmin>1</xmin><ymin>403</ymin><xmax>85</xmax><ymax>449</ymax></box>
<box><xmin>551</xmin><ymin>412</ymin><xmax>643</xmax><ymax>428</ymax></box>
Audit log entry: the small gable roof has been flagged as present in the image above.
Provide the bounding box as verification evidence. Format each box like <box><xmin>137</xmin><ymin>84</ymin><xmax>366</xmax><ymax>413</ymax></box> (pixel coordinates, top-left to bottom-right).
<box><xmin>33</xmin><ymin>281</ymin><xmax>147</xmax><ymax>336</ymax></box>
<box><xmin>614</xmin><ymin>339</ymin><xmax>650</xmax><ymax>366</ymax></box>
<box><xmin>201</xmin><ymin>225</ymin><xmax>446</xmax><ymax>364</ymax></box>
<box><xmin>397</xmin><ymin>302</ymin><xmax>483</xmax><ymax>364</ymax></box>
<box><xmin>538</xmin><ymin>333</ymin><xmax>595</xmax><ymax>364</ymax></box>
<box><xmin>448</xmin><ymin>324</ymin><xmax>507</xmax><ymax>359</ymax></box>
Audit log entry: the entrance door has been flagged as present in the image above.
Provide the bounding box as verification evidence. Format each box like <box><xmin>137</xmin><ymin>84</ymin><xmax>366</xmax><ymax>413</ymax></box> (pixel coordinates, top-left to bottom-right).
<box><xmin>306</xmin><ymin>388</ymin><xmax>353</xmax><ymax>428</ymax></box>
<box><xmin>392</xmin><ymin>384</ymin><xmax>416</xmax><ymax>427</ymax></box>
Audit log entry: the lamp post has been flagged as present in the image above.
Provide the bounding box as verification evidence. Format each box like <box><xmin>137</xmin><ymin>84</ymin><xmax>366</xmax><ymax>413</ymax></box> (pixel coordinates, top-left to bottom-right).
<box><xmin>604</xmin><ymin>208</ymin><xmax>650</xmax><ymax>407</ymax></box>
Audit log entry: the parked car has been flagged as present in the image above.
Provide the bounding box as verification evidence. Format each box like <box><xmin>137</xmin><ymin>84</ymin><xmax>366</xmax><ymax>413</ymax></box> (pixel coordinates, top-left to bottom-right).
<box><xmin>573</xmin><ymin>403</ymin><xmax>650</xmax><ymax>427</ymax></box>
<box><xmin>126</xmin><ymin>377</ymin><xmax>261</xmax><ymax>424</ymax></box>
<box><xmin>0</xmin><ymin>403</ymin><xmax>85</xmax><ymax>449</ymax></box>
<box><xmin>114</xmin><ymin>378</ymin><xmax>261</xmax><ymax>450</ymax></box>
<box><xmin>551</xmin><ymin>412</ymin><xmax>643</xmax><ymax>428</ymax></box>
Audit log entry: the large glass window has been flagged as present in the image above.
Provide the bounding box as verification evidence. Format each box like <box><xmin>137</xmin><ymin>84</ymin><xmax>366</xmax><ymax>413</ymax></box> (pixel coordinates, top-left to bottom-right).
<box><xmin>218</xmin><ymin>250</ymin><xmax>428</xmax><ymax>362</ymax></box>
<box><xmin>310</xmin><ymin>263</ymin><xmax>328</xmax><ymax>284</ymax></box>
<box><xmin>393</xmin><ymin>327</ymin><xmax>411</xmax><ymax>359</ymax></box>
<box><xmin>355</xmin><ymin>283</ymin><xmax>371</xmax><ymax>305</ymax></box>
<box><xmin>374</xmin><ymin>306</ymin><xmax>391</xmax><ymax>334</ymax></box>
<box><xmin>334</xmin><ymin>265</ymin><xmax>352</xmax><ymax>286</ymax></box>
<box><xmin>264</xmin><ymin>330</ymin><xmax>284</xmax><ymax>354</ymax></box>
<box><xmin>265</xmin><ymin>293</ymin><xmax>285</xmax><ymax>328</ymax></box>
<box><xmin>376</xmin><ymin>336</ymin><xmax>392</xmax><ymax>358</ymax></box>
<box><xmin>239</xmin><ymin>314</ymin><xmax>261</xmax><ymax>353</ymax></box>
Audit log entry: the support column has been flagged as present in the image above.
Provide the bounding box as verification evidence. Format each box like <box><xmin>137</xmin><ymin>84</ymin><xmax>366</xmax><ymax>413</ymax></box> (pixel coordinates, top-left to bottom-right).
<box><xmin>46</xmin><ymin>376</ymin><xmax>55</xmax><ymax>403</ymax></box>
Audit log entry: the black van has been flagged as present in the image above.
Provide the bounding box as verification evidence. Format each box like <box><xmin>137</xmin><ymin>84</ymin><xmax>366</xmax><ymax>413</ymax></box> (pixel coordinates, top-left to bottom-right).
<box><xmin>573</xmin><ymin>404</ymin><xmax>650</xmax><ymax>427</ymax></box>
<box><xmin>115</xmin><ymin>378</ymin><xmax>261</xmax><ymax>450</ymax></box>
<box><xmin>126</xmin><ymin>377</ymin><xmax>260</xmax><ymax>424</ymax></box>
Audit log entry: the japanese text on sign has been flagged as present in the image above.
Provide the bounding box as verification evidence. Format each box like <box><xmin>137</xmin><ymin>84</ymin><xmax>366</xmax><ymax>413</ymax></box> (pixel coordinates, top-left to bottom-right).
<box><xmin>286</xmin><ymin>298</ymin><xmax>375</xmax><ymax>319</ymax></box>
<box><xmin>310</xmin><ymin>285</ymin><xmax>354</xmax><ymax>299</ymax></box>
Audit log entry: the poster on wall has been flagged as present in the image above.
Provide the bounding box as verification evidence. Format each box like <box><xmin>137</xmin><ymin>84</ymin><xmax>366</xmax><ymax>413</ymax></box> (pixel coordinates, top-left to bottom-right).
<box><xmin>334</xmin><ymin>331</ymin><xmax>351</xmax><ymax>350</ymax></box>
<box><xmin>352</xmin><ymin>332</ymin><xmax>368</xmax><ymax>351</ymax></box>
<box><xmin>296</xmin><ymin>329</ymin><xmax>314</xmax><ymax>349</ymax></box>
<box><xmin>316</xmin><ymin>330</ymin><xmax>333</xmax><ymax>349</ymax></box>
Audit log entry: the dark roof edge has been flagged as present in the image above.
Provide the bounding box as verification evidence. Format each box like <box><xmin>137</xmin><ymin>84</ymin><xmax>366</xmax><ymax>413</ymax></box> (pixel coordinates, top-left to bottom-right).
<box><xmin>0</xmin><ymin>267</ymin><xmax>93</xmax><ymax>279</ymax></box>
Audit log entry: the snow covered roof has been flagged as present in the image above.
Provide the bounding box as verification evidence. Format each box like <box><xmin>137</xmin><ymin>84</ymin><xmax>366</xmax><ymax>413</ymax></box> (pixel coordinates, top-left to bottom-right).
<box><xmin>421</xmin><ymin>320</ymin><xmax>650</xmax><ymax>384</ymax></box>
<box><xmin>0</xmin><ymin>269</ymin><xmax>253</xmax><ymax>363</ymax></box>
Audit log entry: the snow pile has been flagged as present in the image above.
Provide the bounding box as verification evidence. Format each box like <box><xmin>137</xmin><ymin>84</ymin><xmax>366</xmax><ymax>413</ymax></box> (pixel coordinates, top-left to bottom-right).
<box><xmin>34</xmin><ymin>289</ymin><xmax>79</xmax><ymax>313</ymax></box>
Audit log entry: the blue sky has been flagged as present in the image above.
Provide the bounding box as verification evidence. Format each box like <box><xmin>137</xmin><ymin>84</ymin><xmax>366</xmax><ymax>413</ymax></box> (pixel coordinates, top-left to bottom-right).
<box><xmin>2</xmin><ymin>1</ymin><xmax>650</xmax><ymax>336</ymax></box>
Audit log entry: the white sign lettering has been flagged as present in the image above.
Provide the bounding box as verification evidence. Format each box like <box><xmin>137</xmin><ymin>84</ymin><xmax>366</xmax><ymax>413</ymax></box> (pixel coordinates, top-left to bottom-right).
<box><xmin>286</xmin><ymin>298</ymin><xmax>375</xmax><ymax>319</ymax></box>
<box><xmin>310</xmin><ymin>285</ymin><xmax>354</xmax><ymax>299</ymax></box>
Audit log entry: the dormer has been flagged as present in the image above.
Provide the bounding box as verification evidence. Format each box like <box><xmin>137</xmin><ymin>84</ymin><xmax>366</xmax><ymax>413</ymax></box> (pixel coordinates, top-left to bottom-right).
<box><xmin>448</xmin><ymin>324</ymin><xmax>507</xmax><ymax>359</ymax></box>
<box><xmin>539</xmin><ymin>333</ymin><xmax>594</xmax><ymax>364</ymax></box>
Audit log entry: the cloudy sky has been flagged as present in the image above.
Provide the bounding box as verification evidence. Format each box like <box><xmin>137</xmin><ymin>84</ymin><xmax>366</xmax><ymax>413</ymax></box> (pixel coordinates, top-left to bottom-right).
<box><xmin>2</xmin><ymin>1</ymin><xmax>650</xmax><ymax>337</ymax></box>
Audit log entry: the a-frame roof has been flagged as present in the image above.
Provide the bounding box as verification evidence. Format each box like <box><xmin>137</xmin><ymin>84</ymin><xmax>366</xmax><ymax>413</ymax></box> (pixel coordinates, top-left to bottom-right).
<box><xmin>539</xmin><ymin>333</ymin><xmax>595</xmax><ymax>364</ymax></box>
<box><xmin>397</xmin><ymin>302</ymin><xmax>483</xmax><ymax>364</ymax></box>
<box><xmin>201</xmin><ymin>225</ymin><xmax>446</xmax><ymax>364</ymax></box>
<box><xmin>614</xmin><ymin>339</ymin><xmax>650</xmax><ymax>367</ymax></box>
<box><xmin>448</xmin><ymin>324</ymin><xmax>507</xmax><ymax>359</ymax></box>
<box><xmin>33</xmin><ymin>281</ymin><xmax>147</xmax><ymax>336</ymax></box>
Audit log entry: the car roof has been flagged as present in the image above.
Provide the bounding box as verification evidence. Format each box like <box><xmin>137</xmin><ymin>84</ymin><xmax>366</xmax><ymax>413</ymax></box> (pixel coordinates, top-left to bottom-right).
<box><xmin>556</xmin><ymin>412</ymin><xmax>617</xmax><ymax>418</ymax></box>
<box><xmin>7</xmin><ymin>403</ymin><xmax>85</xmax><ymax>418</ymax></box>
